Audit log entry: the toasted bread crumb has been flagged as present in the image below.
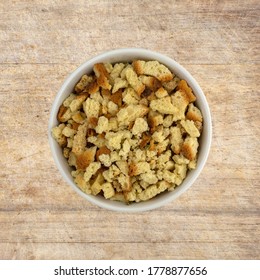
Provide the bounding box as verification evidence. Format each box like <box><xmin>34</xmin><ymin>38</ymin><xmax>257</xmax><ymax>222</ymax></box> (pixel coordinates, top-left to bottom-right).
<box><xmin>171</xmin><ymin>90</ymin><xmax>189</xmax><ymax>121</ymax></box>
<box><xmin>74</xmin><ymin>171</ymin><xmax>91</xmax><ymax>194</ymax></box>
<box><xmin>91</xmin><ymin>173</ymin><xmax>105</xmax><ymax>195</ymax></box>
<box><xmin>72</xmin><ymin>112</ymin><xmax>85</xmax><ymax>124</ymax></box>
<box><xmin>125</xmin><ymin>67</ymin><xmax>145</xmax><ymax>96</ymax></box>
<box><xmin>69</xmin><ymin>95</ymin><xmax>87</xmax><ymax>112</ymax></box>
<box><xmin>96</xmin><ymin>116</ymin><xmax>109</xmax><ymax>134</ymax></box>
<box><xmin>112</xmin><ymin>77</ymin><xmax>128</xmax><ymax>93</ymax></box>
<box><xmin>116</xmin><ymin>160</ymin><xmax>129</xmax><ymax>176</ymax></box>
<box><xmin>110</xmin><ymin>63</ymin><xmax>125</xmax><ymax>83</ymax></box>
<box><xmin>186</xmin><ymin>103</ymin><xmax>203</xmax><ymax>122</ymax></box>
<box><xmin>170</xmin><ymin>126</ymin><xmax>183</xmax><ymax>154</ymax></box>
<box><xmin>132</xmin><ymin>118</ymin><xmax>149</xmax><ymax>135</ymax></box>
<box><xmin>75</xmin><ymin>75</ymin><xmax>93</xmax><ymax>93</ymax></box>
<box><xmin>57</xmin><ymin>104</ymin><xmax>72</xmax><ymax>122</ymax></box>
<box><xmin>150</xmin><ymin>97</ymin><xmax>177</xmax><ymax>115</ymax></box>
<box><xmin>76</xmin><ymin>147</ymin><xmax>97</xmax><ymax>171</ymax></box>
<box><xmin>162</xmin><ymin>76</ymin><xmax>179</xmax><ymax>93</ymax></box>
<box><xmin>180</xmin><ymin>119</ymin><xmax>200</xmax><ymax>137</ymax></box>
<box><xmin>62</xmin><ymin>126</ymin><xmax>76</xmax><ymax>138</ymax></box>
<box><xmin>155</xmin><ymin>87</ymin><xmax>168</xmax><ymax>99</ymax></box>
<box><xmin>139</xmin><ymin>75</ymin><xmax>162</xmax><ymax>91</ymax></box>
<box><xmin>117</xmin><ymin>104</ymin><xmax>149</xmax><ymax>126</ymax></box>
<box><xmin>96</xmin><ymin>146</ymin><xmax>111</xmax><ymax>161</ymax></box>
<box><xmin>72</xmin><ymin>122</ymin><xmax>88</xmax><ymax>155</ymax></box>
<box><xmin>102</xmin><ymin>182</ymin><xmax>115</xmax><ymax>199</ymax></box>
<box><xmin>181</xmin><ymin>136</ymin><xmax>199</xmax><ymax>160</ymax></box>
<box><xmin>177</xmin><ymin>80</ymin><xmax>196</xmax><ymax>102</ymax></box>
<box><xmin>84</xmin><ymin>162</ymin><xmax>101</xmax><ymax>182</ymax></box>
<box><xmin>129</xmin><ymin>162</ymin><xmax>150</xmax><ymax>176</ymax></box>
<box><xmin>133</xmin><ymin>60</ymin><xmax>173</xmax><ymax>82</ymax></box>
<box><xmin>122</xmin><ymin>87</ymin><xmax>140</xmax><ymax>105</ymax></box>
<box><xmin>63</xmin><ymin>94</ymin><xmax>76</xmax><ymax>107</ymax></box>
<box><xmin>83</xmin><ymin>98</ymin><xmax>100</xmax><ymax>119</ymax></box>
<box><xmin>138</xmin><ymin>181</ymin><xmax>170</xmax><ymax>201</ymax></box>
<box><xmin>93</xmin><ymin>63</ymin><xmax>111</xmax><ymax>90</ymax></box>
<box><xmin>52</xmin><ymin>124</ymin><xmax>67</xmax><ymax>147</ymax></box>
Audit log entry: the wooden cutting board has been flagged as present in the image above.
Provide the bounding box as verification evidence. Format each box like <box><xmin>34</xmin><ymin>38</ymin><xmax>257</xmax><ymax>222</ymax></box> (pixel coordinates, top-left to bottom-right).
<box><xmin>0</xmin><ymin>0</ymin><xmax>259</xmax><ymax>259</ymax></box>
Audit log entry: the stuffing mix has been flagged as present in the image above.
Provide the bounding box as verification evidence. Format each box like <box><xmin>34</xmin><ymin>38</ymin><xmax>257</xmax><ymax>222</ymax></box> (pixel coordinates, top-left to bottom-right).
<box><xmin>52</xmin><ymin>60</ymin><xmax>203</xmax><ymax>203</ymax></box>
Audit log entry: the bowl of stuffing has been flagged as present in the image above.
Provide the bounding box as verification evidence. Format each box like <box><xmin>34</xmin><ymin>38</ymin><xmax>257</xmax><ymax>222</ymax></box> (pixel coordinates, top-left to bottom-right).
<box><xmin>48</xmin><ymin>48</ymin><xmax>212</xmax><ymax>212</ymax></box>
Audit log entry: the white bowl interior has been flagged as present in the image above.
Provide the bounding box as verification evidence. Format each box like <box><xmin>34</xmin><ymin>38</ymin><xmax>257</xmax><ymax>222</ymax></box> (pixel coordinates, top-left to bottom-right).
<box><xmin>48</xmin><ymin>48</ymin><xmax>212</xmax><ymax>212</ymax></box>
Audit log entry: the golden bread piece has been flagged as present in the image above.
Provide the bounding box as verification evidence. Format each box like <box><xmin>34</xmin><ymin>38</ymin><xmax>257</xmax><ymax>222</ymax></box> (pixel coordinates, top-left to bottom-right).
<box><xmin>139</xmin><ymin>75</ymin><xmax>162</xmax><ymax>91</ymax></box>
<box><xmin>75</xmin><ymin>74</ymin><xmax>93</xmax><ymax>93</ymax></box>
<box><xmin>93</xmin><ymin>63</ymin><xmax>111</xmax><ymax>90</ymax></box>
<box><xmin>186</xmin><ymin>103</ymin><xmax>203</xmax><ymax>122</ymax></box>
<box><xmin>170</xmin><ymin>126</ymin><xmax>183</xmax><ymax>154</ymax></box>
<box><xmin>181</xmin><ymin>136</ymin><xmax>199</xmax><ymax>160</ymax></box>
<box><xmin>57</xmin><ymin>104</ymin><xmax>72</xmax><ymax>122</ymax></box>
<box><xmin>91</xmin><ymin>173</ymin><xmax>105</xmax><ymax>195</ymax></box>
<box><xmin>180</xmin><ymin>120</ymin><xmax>200</xmax><ymax>137</ymax></box>
<box><xmin>177</xmin><ymin>80</ymin><xmax>196</xmax><ymax>102</ymax></box>
<box><xmin>150</xmin><ymin>96</ymin><xmax>177</xmax><ymax>114</ymax></box>
<box><xmin>117</xmin><ymin>104</ymin><xmax>149</xmax><ymax>126</ymax></box>
<box><xmin>72</xmin><ymin>122</ymin><xmax>88</xmax><ymax>155</ymax></box>
<box><xmin>133</xmin><ymin>60</ymin><xmax>173</xmax><ymax>82</ymax></box>
<box><xmin>125</xmin><ymin>67</ymin><xmax>145</xmax><ymax>96</ymax></box>
<box><xmin>76</xmin><ymin>147</ymin><xmax>97</xmax><ymax>171</ymax></box>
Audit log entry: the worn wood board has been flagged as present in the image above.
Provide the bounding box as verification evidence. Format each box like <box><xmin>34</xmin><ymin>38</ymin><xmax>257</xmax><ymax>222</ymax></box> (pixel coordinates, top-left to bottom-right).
<box><xmin>0</xmin><ymin>0</ymin><xmax>259</xmax><ymax>259</ymax></box>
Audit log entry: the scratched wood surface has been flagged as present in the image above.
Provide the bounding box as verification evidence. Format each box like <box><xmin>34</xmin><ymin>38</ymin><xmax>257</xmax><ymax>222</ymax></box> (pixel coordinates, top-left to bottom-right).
<box><xmin>0</xmin><ymin>0</ymin><xmax>259</xmax><ymax>260</ymax></box>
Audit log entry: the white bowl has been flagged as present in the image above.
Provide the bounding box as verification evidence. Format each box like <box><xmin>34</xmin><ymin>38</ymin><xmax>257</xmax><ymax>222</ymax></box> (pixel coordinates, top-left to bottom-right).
<box><xmin>48</xmin><ymin>48</ymin><xmax>212</xmax><ymax>212</ymax></box>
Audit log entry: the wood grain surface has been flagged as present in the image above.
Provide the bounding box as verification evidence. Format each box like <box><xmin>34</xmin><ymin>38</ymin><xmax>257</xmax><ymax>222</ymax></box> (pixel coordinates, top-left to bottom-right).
<box><xmin>0</xmin><ymin>0</ymin><xmax>259</xmax><ymax>260</ymax></box>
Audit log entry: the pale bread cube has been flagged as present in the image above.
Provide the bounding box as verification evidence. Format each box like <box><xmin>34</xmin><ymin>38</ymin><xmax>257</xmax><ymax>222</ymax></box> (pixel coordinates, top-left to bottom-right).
<box><xmin>181</xmin><ymin>136</ymin><xmax>199</xmax><ymax>161</ymax></box>
<box><xmin>150</xmin><ymin>96</ymin><xmax>177</xmax><ymax>115</ymax></box>
<box><xmin>96</xmin><ymin>116</ymin><xmax>109</xmax><ymax>134</ymax></box>
<box><xmin>91</xmin><ymin>173</ymin><xmax>105</xmax><ymax>195</ymax></box>
<box><xmin>180</xmin><ymin>120</ymin><xmax>200</xmax><ymax>137</ymax></box>
<box><xmin>83</xmin><ymin>98</ymin><xmax>100</xmax><ymax>119</ymax></box>
<box><xmin>117</xmin><ymin>104</ymin><xmax>149</xmax><ymax>126</ymax></box>
<box><xmin>133</xmin><ymin>60</ymin><xmax>173</xmax><ymax>82</ymax></box>
<box><xmin>84</xmin><ymin>162</ymin><xmax>101</xmax><ymax>182</ymax></box>
<box><xmin>102</xmin><ymin>182</ymin><xmax>115</xmax><ymax>199</ymax></box>
<box><xmin>132</xmin><ymin>118</ymin><xmax>149</xmax><ymax>135</ymax></box>
<box><xmin>125</xmin><ymin>66</ymin><xmax>145</xmax><ymax>96</ymax></box>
